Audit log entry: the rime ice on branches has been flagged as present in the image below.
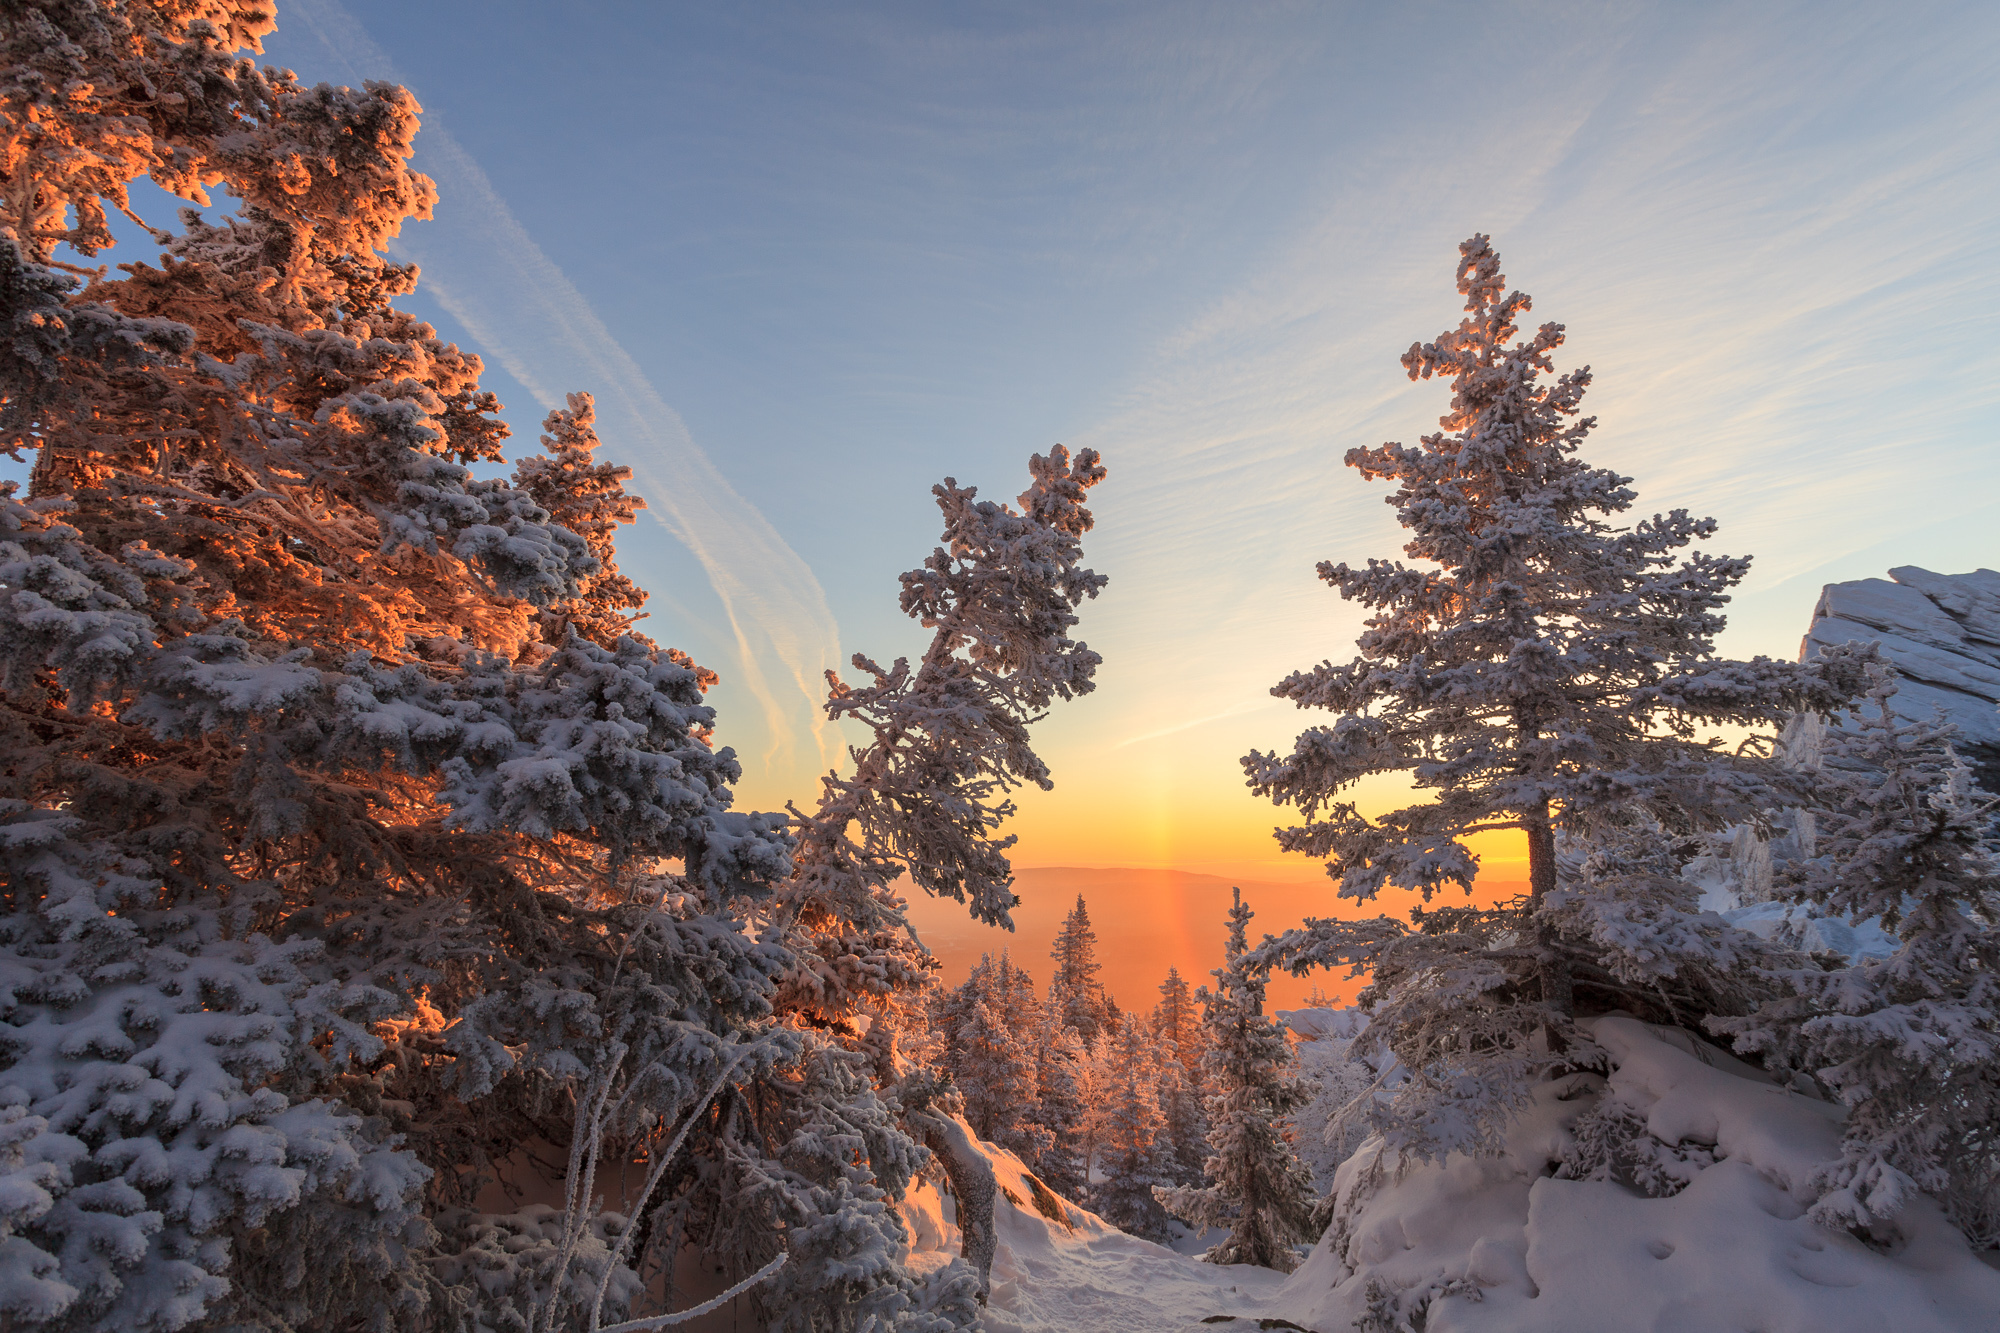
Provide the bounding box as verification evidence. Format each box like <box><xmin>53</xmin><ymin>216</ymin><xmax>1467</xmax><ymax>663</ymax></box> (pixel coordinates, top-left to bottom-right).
<box><xmin>1244</xmin><ymin>235</ymin><xmax>1869</xmax><ymax>1162</ymax></box>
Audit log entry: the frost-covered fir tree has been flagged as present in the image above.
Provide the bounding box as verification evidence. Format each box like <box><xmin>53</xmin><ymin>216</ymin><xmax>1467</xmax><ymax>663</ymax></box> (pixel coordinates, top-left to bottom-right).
<box><xmin>1285</xmin><ymin>1020</ymin><xmax>1381</xmax><ymax>1195</ymax></box>
<box><xmin>766</xmin><ymin>444</ymin><xmax>1105</xmax><ymax>1056</ymax></box>
<box><xmin>1720</xmin><ymin>666</ymin><xmax>2000</xmax><ymax>1245</ymax></box>
<box><xmin>1154</xmin><ymin>1059</ymin><xmax>1208</xmax><ymax>1191</ymax></box>
<box><xmin>0</xmin><ymin>6</ymin><xmax>1101</xmax><ymax>1330</ymax></box>
<box><xmin>1157</xmin><ymin>891</ymin><xmax>1313</xmax><ymax>1269</ymax></box>
<box><xmin>1088</xmin><ymin>1018</ymin><xmax>1177</xmax><ymax>1241</ymax></box>
<box><xmin>1152</xmin><ymin>969</ymin><xmax>1208</xmax><ymax>1185</ymax></box>
<box><xmin>512</xmin><ymin>392</ymin><xmax>650</xmax><ymax>650</ymax></box>
<box><xmin>1154</xmin><ymin>967</ymin><xmax>1202</xmax><ymax>1070</ymax></box>
<box><xmin>0</xmin><ymin>5</ymin><xmax>812</xmax><ymax>1330</ymax></box>
<box><xmin>937</xmin><ymin>954</ymin><xmax>1042</xmax><ymax>1153</ymax></box>
<box><xmin>731</xmin><ymin>443</ymin><xmax>1105</xmax><ymax>1316</ymax></box>
<box><xmin>1048</xmin><ymin>895</ymin><xmax>1113</xmax><ymax>1046</ymax></box>
<box><xmin>930</xmin><ymin>953</ymin><xmax>1091</xmax><ymax>1192</ymax></box>
<box><xmin>1027</xmin><ymin>1014</ymin><xmax>1089</xmax><ymax>1197</ymax></box>
<box><xmin>1243</xmin><ymin>235</ymin><xmax>1868</xmax><ymax>1162</ymax></box>
<box><xmin>779</xmin><ymin>448</ymin><xmax>1106</xmax><ymax>963</ymax></box>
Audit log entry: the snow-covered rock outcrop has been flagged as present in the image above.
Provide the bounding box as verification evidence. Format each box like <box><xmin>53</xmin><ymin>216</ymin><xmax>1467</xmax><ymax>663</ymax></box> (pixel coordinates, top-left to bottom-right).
<box><xmin>1803</xmin><ymin>566</ymin><xmax>2000</xmax><ymax>790</ymax></box>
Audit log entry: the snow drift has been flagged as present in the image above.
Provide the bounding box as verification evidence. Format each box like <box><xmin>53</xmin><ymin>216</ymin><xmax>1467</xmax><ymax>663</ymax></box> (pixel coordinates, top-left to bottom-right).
<box><xmin>898</xmin><ymin>1007</ymin><xmax>2000</xmax><ymax>1333</ymax></box>
<box><xmin>1268</xmin><ymin>1016</ymin><xmax>2000</xmax><ymax>1333</ymax></box>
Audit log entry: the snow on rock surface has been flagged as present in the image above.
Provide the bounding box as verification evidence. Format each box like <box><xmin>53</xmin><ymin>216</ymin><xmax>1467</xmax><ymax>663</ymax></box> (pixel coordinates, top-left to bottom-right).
<box><xmin>1276</xmin><ymin>1008</ymin><xmax>1370</xmax><ymax>1042</ymax></box>
<box><xmin>1718</xmin><ymin>897</ymin><xmax>1898</xmax><ymax>962</ymax></box>
<box><xmin>1266</xmin><ymin>1017</ymin><xmax>2000</xmax><ymax>1333</ymax></box>
<box><xmin>898</xmin><ymin>1126</ymin><xmax>1287</xmax><ymax>1332</ymax></box>
<box><xmin>1805</xmin><ymin>566</ymin><xmax>2000</xmax><ymax>787</ymax></box>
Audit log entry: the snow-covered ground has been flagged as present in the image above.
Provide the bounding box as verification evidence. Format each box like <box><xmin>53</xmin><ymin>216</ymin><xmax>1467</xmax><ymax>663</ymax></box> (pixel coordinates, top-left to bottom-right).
<box><xmin>1270</xmin><ymin>1016</ymin><xmax>2000</xmax><ymax>1332</ymax></box>
<box><xmin>880</xmin><ymin>567</ymin><xmax>2000</xmax><ymax>1331</ymax></box>
<box><xmin>899</xmin><ymin>1137</ymin><xmax>1287</xmax><ymax>1333</ymax></box>
<box><xmin>909</xmin><ymin>1013</ymin><xmax>2000</xmax><ymax>1332</ymax></box>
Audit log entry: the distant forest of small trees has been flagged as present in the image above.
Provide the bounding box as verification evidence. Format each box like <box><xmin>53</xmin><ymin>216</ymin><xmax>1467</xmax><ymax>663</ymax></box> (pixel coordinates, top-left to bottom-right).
<box><xmin>924</xmin><ymin>895</ymin><xmax>1207</xmax><ymax>1240</ymax></box>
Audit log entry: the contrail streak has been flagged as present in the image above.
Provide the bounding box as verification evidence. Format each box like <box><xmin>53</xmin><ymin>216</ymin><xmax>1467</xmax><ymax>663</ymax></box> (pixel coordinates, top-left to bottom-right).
<box><xmin>279</xmin><ymin>0</ymin><xmax>845</xmax><ymax>783</ymax></box>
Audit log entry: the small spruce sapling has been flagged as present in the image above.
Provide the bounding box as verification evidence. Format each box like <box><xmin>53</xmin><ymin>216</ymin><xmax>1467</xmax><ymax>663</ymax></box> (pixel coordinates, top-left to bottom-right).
<box><xmin>1156</xmin><ymin>890</ymin><xmax>1315</xmax><ymax>1271</ymax></box>
<box><xmin>1049</xmin><ymin>896</ymin><xmax>1114</xmax><ymax>1047</ymax></box>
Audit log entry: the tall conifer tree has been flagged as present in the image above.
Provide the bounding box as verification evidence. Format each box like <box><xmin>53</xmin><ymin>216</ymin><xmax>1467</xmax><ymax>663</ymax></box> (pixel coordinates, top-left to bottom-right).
<box><xmin>1153</xmin><ymin>968</ymin><xmax>1208</xmax><ymax>1183</ymax></box>
<box><xmin>1243</xmin><ymin>235</ymin><xmax>1867</xmax><ymax>1159</ymax></box>
<box><xmin>939</xmin><ymin>954</ymin><xmax>1040</xmax><ymax>1149</ymax></box>
<box><xmin>1029</xmin><ymin>1016</ymin><xmax>1089</xmax><ymax>1196</ymax></box>
<box><xmin>0</xmin><ymin>6</ymin><xmax>809</xmax><ymax>1329</ymax></box>
<box><xmin>752</xmin><ymin>445</ymin><xmax>1107</xmax><ymax>1315</ymax></box>
<box><xmin>1089</xmin><ymin>1018</ymin><xmax>1175</xmax><ymax>1241</ymax></box>
<box><xmin>1156</xmin><ymin>891</ymin><xmax>1314</xmax><ymax>1270</ymax></box>
<box><xmin>1154</xmin><ymin>967</ymin><xmax>1202</xmax><ymax>1072</ymax></box>
<box><xmin>1048</xmin><ymin>895</ymin><xmax>1111</xmax><ymax>1046</ymax></box>
<box><xmin>0</xmin><ymin>5</ymin><xmax>1108</xmax><ymax>1328</ymax></box>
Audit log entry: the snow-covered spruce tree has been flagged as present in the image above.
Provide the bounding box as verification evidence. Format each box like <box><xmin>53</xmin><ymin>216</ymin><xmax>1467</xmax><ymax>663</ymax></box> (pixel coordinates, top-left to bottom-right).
<box><xmin>0</xmin><ymin>6</ymin><xmax>832</xmax><ymax>1331</ymax></box>
<box><xmin>512</xmin><ymin>392</ymin><xmax>650</xmax><ymax>650</ymax></box>
<box><xmin>1048</xmin><ymin>895</ymin><xmax>1113</xmax><ymax>1047</ymax></box>
<box><xmin>1027</xmin><ymin>1010</ymin><xmax>1089</xmax><ymax>1197</ymax></box>
<box><xmin>1153</xmin><ymin>967</ymin><xmax>1202</xmax><ymax>1072</ymax></box>
<box><xmin>928</xmin><ymin>953</ymin><xmax>1082</xmax><ymax>1191</ymax></box>
<box><xmin>777</xmin><ymin>446</ymin><xmax>1106</xmax><ymax>975</ymax></box>
<box><xmin>1285</xmin><ymin>1022</ymin><xmax>1380</xmax><ymax>1196</ymax></box>
<box><xmin>1156</xmin><ymin>890</ymin><xmax>1314</xmax><ymax>1270</ymax></box>
<box><xmin>1088</xmin><ymin>1017</ymin><xmax>1176</xmax><ymax>1241</ymax></box>
<box><xmin>1242</xmin><ymin>234</ymin><xmax>1869</xmax><ymax>1162</ymax></box>
<box><xmin>936</xmin><ymin>954</ymin><xmax>1041</xmax><ymax>1155</ymax></box>
<box><xmin>1151</xmin><ymin>969</ymin><xmax>1208</xmax><ymax>1185</ymax></box>
<box><xmin>1154</xmin><ymin>1059</ymin><xmax>1208</xmax><ymax>1189</ymax></box>
<box><xmin>768</xmin><ymin>446</ymin><xmax>1105</xmax><ymax>1047</ymax></box>
<box><xmin>673</xmin><ymin>444</ymin><xmax>1103</xmax><ymax>1320</ymax></box>
<box><xmin>1718</xmin><ymin>665</ymin><xmax>2000</xmax><ymax>1244</ymax></box>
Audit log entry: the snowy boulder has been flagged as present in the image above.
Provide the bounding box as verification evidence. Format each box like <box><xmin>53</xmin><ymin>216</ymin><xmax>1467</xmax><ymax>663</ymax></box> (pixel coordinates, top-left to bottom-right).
<box><xmin>1718</xmin><ymin>898</ymin><xmax>1897</xmax><ymax>962</ymax></box>
<box><xmin>1267</xmin><ymin>1016</ymin><xmax>2000</xmax><ymax>1332</ymax></box>
<box><xmin>1276</xmin><ymin>1007</ymin><xmax>1370</xmax><ymax>1042</ymax></box>
<box><xmin>1803</xmin><ymin>566</ymin><xmax>2000</xmax><ymax>788</ymax></box>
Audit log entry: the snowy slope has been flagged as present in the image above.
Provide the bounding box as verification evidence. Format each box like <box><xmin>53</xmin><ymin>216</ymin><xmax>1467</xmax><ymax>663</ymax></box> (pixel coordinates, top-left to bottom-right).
<box><xmin>1265</xmin><ymin>1016</ymin><xmax>2000</xmax><ymax>1333</ymax></box>
<box><xmin>899</xmin><ymin>1129</ymin><xmax>1286</xmax><ymax>1332</ymax></box>
<box><xmin>893</xmin><ymin>1016</ymin><xmax>2000</xmax><ymax>1332</ymax></box>
<box><xmin>1804</xmin><ymin>566</ymin><xmax>2000</xmax><ymax>788</ymax></box>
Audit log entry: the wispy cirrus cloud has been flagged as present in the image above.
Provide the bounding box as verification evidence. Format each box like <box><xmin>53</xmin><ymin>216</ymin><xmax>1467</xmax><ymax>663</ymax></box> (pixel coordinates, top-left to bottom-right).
<box><xmin>281</xmin><ymin>0</ymin><xmax>845</xmax><ymax>787</ymax></box>
<box><xmin>993</xmin><ymin>3</ymin><xmax>2000</xmax><ymax>872</ymax></box>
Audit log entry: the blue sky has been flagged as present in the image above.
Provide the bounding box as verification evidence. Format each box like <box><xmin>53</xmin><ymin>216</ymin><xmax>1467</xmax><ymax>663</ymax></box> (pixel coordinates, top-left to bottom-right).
<box><xmin>249</xmin><ymin>0</ymin><xmax>2000</xmax><ymax>878</ymax></box>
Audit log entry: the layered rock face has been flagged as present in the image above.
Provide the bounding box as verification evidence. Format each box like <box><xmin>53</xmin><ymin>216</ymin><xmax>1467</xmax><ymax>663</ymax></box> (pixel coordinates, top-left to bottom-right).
<box><xmin>1802</xmin><ymin>566</ymin><xmax>2000</xmax><ymax>791</ymax></box>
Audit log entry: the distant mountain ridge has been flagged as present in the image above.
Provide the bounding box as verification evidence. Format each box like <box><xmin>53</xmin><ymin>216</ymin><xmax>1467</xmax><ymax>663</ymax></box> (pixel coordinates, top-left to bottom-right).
<box><xmin>903</xmin><ymin>865</ymin><xmax>1528</xmax><ymax>1013</ymax></box>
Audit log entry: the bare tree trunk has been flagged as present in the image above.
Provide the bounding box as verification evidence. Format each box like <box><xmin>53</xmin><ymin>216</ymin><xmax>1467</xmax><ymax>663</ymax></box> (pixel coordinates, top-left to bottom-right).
<box><xmin>906</xmin><ymin>1111</ymin><xmax>995</xmax><ymax>1304</ymax></box>
<box><xmin>1525</xmin><ymin>803</ymin><xmax>1574</xmax><ymax>1023</ymax></box>
<box><xmin>27</xmin><ymin>440</ymin><xmax>66</xmax><ymax>499</ymax></box>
